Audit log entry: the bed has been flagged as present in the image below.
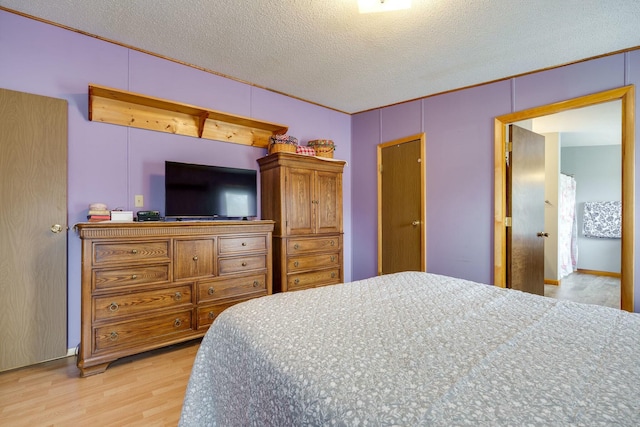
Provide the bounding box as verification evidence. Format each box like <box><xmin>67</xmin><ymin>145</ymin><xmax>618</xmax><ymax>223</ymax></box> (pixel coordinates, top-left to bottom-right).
<box><xmin>179</xmin><ymin>271</ymin><xmax>640</xmax><ymax>426</ymax></box>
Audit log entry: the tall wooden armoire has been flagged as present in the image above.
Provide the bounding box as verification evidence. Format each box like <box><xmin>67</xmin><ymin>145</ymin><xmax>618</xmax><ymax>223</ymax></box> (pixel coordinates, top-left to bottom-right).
<box><xmin>257</xmin><ymin>152</ymin><xmax>346</xmax><ymax>292</ymax></box>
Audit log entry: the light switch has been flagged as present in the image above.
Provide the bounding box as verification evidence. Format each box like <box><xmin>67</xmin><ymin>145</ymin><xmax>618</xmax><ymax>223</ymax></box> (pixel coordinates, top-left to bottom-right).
<box><xmin>134</xmin><ymin>195</ymin><xmax>144</xmax><ymax>207</ymax></box>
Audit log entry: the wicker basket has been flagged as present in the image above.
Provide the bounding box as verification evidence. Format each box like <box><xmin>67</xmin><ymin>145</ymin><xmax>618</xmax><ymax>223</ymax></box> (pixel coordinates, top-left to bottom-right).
<box><xmin>268</xmin><ymin>142</ymin><xmax>297</xmax><ymax>154</ymax></box>
<box><xmin>307</xmin><ymin>139</ymin><xmax>335</xmax><ymax>158</ymax></box>
<box><xmin>268</xmin><ymin>134</ymin><xmax>298</xmax><ymax>154</ymax></box>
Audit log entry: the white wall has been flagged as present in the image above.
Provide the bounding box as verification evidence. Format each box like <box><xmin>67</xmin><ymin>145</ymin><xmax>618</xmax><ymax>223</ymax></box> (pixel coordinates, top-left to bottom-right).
<box><xmin>561</xmin><ymin>145</ymin><xmax>621</xmax><ymax>273</ymax></box>
<box><xmin>543</xmin><ymin>133</ymin><xmax>560</xmax><ymax>280</ymax></box>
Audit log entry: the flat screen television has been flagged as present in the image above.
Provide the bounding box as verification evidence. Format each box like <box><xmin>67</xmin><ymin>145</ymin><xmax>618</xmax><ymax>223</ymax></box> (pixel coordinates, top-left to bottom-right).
<box><xmin>164</xmin><ymin>161</ymin><xmax>257</xmax><ymax>220</ymax></box>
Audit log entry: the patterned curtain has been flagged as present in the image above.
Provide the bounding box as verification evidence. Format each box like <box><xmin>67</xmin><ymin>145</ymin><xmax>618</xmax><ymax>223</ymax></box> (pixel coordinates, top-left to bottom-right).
<box><xmin>558</xmin><ymin>174</ymin><xmax>578</xmax><ymax>278</ymax></box>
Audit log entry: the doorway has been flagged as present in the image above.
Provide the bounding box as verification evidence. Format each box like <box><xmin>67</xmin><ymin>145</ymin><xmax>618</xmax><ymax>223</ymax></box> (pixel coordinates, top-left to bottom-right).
<box><xmin>515</xmin><ymin>102</ymin><xmax>622</xmax><ymax>308</ymax></box>
<box><xmin>494</xmin><ymin>86</ymin><xmax>635</xmax><ymax>311</ymax></box>
<box><xmin>377</xmin><ymin>134</ymin><xmax>426</xmax><ymax>275</ymax></box>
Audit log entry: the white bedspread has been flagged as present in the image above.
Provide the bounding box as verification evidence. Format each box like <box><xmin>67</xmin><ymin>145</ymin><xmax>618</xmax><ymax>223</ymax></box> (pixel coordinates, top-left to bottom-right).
<box><xmin>180</xmin><ymin>271</ymin><xmax>640</xmax><ymax>426</ymax></box>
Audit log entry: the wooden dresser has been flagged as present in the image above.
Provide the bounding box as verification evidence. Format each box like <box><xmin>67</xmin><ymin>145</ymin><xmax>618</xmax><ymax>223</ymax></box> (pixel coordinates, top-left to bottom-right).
<box><xmin>75</xmin><ymin>220</ymin><xmax>273</xmax><ymax>377</ymax></box>
<box><xmin>257</xmin><ymin>152</ymin><xmax>346</xmax><ymax>292</ymax></box>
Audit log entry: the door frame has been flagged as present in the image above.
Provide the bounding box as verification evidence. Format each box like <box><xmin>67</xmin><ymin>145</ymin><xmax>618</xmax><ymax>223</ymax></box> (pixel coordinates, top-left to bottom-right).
<box><xmin>377</xmin><ymin>133</ymin><xmax>427</xmax><ymax>274</ymax></box>
<box><xmin>494</xmin><ymin>86</ymin><xmax>635</xmax><ymax>311</ymax></box>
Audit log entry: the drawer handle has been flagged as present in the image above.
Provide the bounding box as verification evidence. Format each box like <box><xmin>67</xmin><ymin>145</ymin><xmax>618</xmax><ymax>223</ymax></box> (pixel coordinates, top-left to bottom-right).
<box><xmin>208</xmin><ymin>287</ymin><xmax>215</xmax><ymax>295</ymax></box>
<box><xmin>294</xmin><ymin>279</ymin><xmax>300</xmax><ymax>285</ymax></box>
<box><xmin>242</xmin><ymin>242</ymin><xmax>247</xmax><ymax>246</ymax></box>
<box><xmin>331</xmin><ymin>272</ymin><xmax>336</xmax><ymax>278</ymax></box>
<box><xmin>131</xmin><ymin>274</ymin><xmax>138</xmax><ymax>280</ymax></box>
<box><xmin>193</xmin><ymin>255</ymin><xmax>198</xmax><ymax>261</ymax></box>
<box><xmin>109</xmin><ymin>302</ymin><xmax>119</xmax><ymax>312</ymax></box>
<box><xmin>109</xmin><ymin>331</ymin><xmax>119</xmax><ymax>341</ymax></box>
<box><xmin>330</xmin><ymin>241</ymin><xmax>335</xmax><ymax>246</ymax></box>
<box><xmin>242</xmin><ymin>262</ymin><xmax>247</xmax><ymax>267</ymax></box>
<box><xmin>294</xmin><ymin>244</ymin><xmax>299</xmax><ymax>250</ymax></box>
<box><xmin>253</xmin><ymin>280</ymin><xmax>259</xmax><ymax>287</ymax></box>
<box><xmin>174</xmin><ymin>292</ymin><xmax>182</xmax><ymax>300</ymax></box>
<box><xmin>131</xmin><ymin>249</ymin><xmax>138</xmax><ymax>254</ymax></box>
<box><xmin>208</xmin><ymin>311</ymin><xmax>215</xmax><ymax>320</ymax></box>
<box><xmin>294</xmin><ymin>261</ymin><xmax>299</xmax><ymax>267</ymax></box>
<box><xmin>330</xmin><ymin>256</ymin><xmax>335</xmax><ymax>262</ymax></box>
<box><xmin>174</xmin><ymin>318</ymin><xmax>182</xmax><ymax>328</ymax></box>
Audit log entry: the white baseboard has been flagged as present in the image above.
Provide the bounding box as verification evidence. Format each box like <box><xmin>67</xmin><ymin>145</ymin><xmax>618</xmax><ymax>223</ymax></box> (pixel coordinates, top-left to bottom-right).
<box><xmin>67</xmin><ymin>348</ymin><xmax>76</xmax><ymax>357</ymax></box>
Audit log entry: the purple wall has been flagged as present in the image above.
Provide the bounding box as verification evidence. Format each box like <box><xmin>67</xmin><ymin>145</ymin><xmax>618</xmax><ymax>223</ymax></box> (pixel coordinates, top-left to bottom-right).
<box><xmin>0</xmin><ymin>10</ymin><xmax>352</xmax><ymax>349</ymax></box>
<box><xmin>2</xmin><ymin>8</ymin><xmax>639</xmax><ymax>353</ymax></box>
<box><xmin>352</xmin><ymin>52</ymin><xmax>640</xmax><ymax>313</ymax></box>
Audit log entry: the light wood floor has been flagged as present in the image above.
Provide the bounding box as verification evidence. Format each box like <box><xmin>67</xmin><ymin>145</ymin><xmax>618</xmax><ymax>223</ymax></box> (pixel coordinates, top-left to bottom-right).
<box><xmin>0</xmin><ymin>339</ymin><xmax>200</xmax><ymax>427</ymax></box>
<box><xmin>544</xmin><ymin>271</ymin><xmax>620</xmax><ymax>309</ymax></box>
<box><xmin>0</xmin><ymin>273</ymin><xmax>621</xmax><ymax>426</ymax></box>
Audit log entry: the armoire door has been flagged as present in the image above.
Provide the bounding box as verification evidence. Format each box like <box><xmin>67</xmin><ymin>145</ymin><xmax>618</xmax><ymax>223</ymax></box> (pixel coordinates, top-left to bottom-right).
<box><xmin>0</xmin><ymin>88</ymin><xmax>68</xmax><ymax>371</ymax></box>
<box><xmin>315</xmin><ymin>170</ymin><xmax>343</xmax><ymax>234</ymax></box>
<box><xmin>285</xmin><ymin>167</ymin><xmax>315</xmax><ymax>235</ymax></box>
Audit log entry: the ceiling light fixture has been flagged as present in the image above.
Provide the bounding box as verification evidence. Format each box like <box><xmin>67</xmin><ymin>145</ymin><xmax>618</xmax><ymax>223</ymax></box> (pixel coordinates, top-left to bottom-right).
<box><xmin>358</xmin><ymin>0</ymin><xmax>412</xmax><ymax>14</ymax></box>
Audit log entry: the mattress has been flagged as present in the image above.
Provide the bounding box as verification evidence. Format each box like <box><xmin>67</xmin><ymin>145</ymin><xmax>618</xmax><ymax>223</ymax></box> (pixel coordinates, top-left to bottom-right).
<box><xmin>179</xmin><ymin>271</ymin><xmax>640</xmax><ymax>426</ymax></box>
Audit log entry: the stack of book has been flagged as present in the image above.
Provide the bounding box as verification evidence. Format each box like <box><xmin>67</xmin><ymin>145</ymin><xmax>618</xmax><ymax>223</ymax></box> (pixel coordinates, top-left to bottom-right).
<box><xmin>87</xmin><ymin>208</ymin><xmax>110</xmax><ymax>222</ymax></box>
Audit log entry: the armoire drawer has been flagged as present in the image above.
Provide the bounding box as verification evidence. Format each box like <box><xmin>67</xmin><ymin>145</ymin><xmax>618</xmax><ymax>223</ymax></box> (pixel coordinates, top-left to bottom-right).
<box><xmin>218</xmin><ymin>255</ymin><xmax>266</xmax><ymax>275</ymax></box>
<box><xmin>219</xmin><ymin>235</ymin><xmax>267</xmax><ymax>254</ymax></box>
<box><xmin>93</xmin><ymin>285</ymin><xmax>192</xmax><ymax>321</ymax></box>
<box><xmin>198</xmin><ymin>273</ymin><xmax>267</xmax><ymax>303</ymax></box>
<box><xmin>287</xmin><ymin>236</ymin><xmax>341</xmax><ymax>254</ymax></box>
<box><xmin>288</xmin><ymin>252</ymin><xmax>341</xmax><ymax>272</ymax></box>
<box><xmin>93</xmin><ymin>264</ymin><xmax>170</xmax><ymax>291</ymax></box>
<box><xmin>93</xmin><ymin>241</ymin><xmax>170</xmax><ymax>265</ymax></box>
<box><xmin>287</xmin><ymin>268</ymin><xmax>341</xmax><ymax>291</ymax></box>
<box><xmin>93</xmin><ymin>310</ymin><xmax>193</xmax><ymax>352</ymax></box>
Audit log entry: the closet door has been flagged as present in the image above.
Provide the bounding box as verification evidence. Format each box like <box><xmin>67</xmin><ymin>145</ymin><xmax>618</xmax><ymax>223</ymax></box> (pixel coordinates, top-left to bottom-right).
<box><xmin>0</xmin><ymin>88</ymin><xmax>68</xmax><ymax>371</ymax></box>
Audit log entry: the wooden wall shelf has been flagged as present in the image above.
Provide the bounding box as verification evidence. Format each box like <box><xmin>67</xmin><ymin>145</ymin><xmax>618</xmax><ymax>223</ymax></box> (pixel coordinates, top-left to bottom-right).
<box><xmin>88</xmin><ymin>84</ymin><xmax>288</xmax><ymax>148</ymax></box>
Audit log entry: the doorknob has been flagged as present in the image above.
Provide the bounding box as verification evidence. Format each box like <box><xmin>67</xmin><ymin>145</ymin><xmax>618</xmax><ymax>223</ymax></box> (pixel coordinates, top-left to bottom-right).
<box><xmin>411</xmin><ymin>220</ymin><xmax>420</xmax><ymax>226</ymax></box>
<box><xmin>537</xmin><ymin>232</ymin><xmax>549</xmax><ymax>237</ymax></box>
<box><xmin>50</xmin><ymin>224</ymin><xmax>64</xmax><ymax>233</ymax></box>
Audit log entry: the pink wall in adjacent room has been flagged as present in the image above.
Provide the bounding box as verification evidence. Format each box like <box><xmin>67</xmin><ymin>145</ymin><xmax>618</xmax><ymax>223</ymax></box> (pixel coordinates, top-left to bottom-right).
<box><xmin>0</xmin><ymin>10</ymin><xmax>352</xmax><ymax>349</ymax></box>
<box><xmin>352</xmin><ymin>52</ymin><xmax>640</xmax><ymax>314</ymax></box>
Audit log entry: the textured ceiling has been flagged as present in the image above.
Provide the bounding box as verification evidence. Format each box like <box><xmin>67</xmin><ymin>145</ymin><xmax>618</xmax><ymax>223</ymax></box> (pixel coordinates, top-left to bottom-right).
<box><xmin>532</xmin><ymin>101</ymin><xmax>622</xmax><ymax>147</ymax></box>
<box><xmin>1</xmin><ymin>1</ymin><xmax>640</xmax><ymax>113</ymax></box>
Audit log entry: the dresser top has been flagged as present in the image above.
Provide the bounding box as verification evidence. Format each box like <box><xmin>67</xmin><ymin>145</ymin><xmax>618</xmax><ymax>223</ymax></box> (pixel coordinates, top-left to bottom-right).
<box><xmin>75</xmin><ymin>220</ymin><xmax>275</xmax><ymax>239</ymax></box>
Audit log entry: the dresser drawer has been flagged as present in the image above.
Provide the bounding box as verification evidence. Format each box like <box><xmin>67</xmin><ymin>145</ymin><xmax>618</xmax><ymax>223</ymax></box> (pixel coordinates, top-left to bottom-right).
<box><xmin>288</xmin><ymin>268</ymin><xmax>341</xmax><ymax>291</ymax></box>
<box><xmin>218</xmin><ymin>255</ymin><xmax>266</xmax><ymax>275</ymax></box>
<box><xmin>196</xmin><ymin>301</ymin><xmax>242</xmax><ymax>330</ymax></box>
<box><xmin>93</xmin><ymin>285</ymin><xmax>192</xmax><ymax>321</ymax></box>
<box><xmin>198</xmin><ymin>274</ymin><xmax>267</xmax><ymax>303</ymax></box>
<box><xmin>93</xmin><ymin>264</ymin><xmax>170</xmax><ymax>291</ymax></box>
<box><xmin>93</xmin><ymin>241</ymin><xmax>170</xmax><ymax>265</ymax></box>
<box><xmin>287</xmin><ymin>236</ymin><xmax>341</xmax><ymax>254</ymax></box>
<box><xmin>94</xmin><ymin>310</ymin><xmax>193</xmax><ymax>352</ymax></box>
<box><xmin>219</xmin><ymin>235</ymin><xmax>267</xmax><ymax>255</ymax></box>
<box><xmin>288</xmin><ymin>252</ymin><xmax>341</xmax><ymax>272</ymax></box>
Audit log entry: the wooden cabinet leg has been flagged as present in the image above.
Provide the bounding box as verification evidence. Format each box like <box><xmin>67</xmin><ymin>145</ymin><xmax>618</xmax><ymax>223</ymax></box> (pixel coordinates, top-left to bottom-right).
<box><xmin>78</xmin><ymin>362</ymin><xmax>111</xmax><ymax>377</ymax></box>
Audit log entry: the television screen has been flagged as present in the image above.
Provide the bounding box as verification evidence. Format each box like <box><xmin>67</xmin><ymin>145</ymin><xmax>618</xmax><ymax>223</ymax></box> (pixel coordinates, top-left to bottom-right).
<box><xmin>165</xmin><ymin>161</ymin><xmax>257</xmax><ymax>219</ymax></box>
